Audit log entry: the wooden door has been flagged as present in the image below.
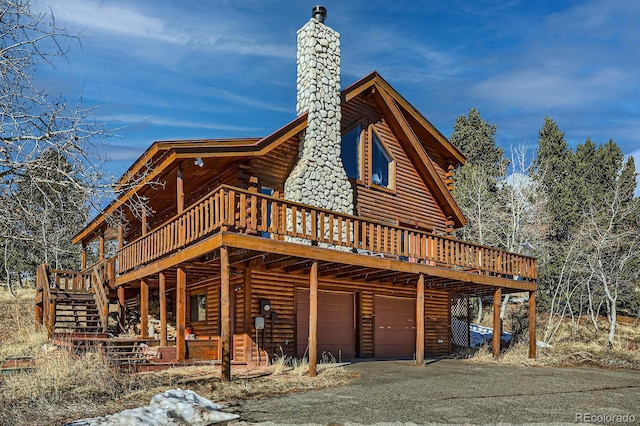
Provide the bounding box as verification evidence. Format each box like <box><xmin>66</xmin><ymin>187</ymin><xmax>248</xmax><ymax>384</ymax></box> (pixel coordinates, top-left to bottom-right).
<box><xmin>297</xmin><ymin>289</ymin><xmax>355</xmax><ymax>360</ymax></box>
<box><xmin>374</xmin><ymin>295</ymin><xmax>416</xmax><ymax>358</ymax></box>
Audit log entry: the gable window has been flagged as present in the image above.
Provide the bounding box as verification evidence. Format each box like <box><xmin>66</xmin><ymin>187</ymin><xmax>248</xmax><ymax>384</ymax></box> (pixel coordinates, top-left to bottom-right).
<box><xmin>341</xmin><ymin>124</ymin><xmax>363</xmax><ymax>180</ymax></box>
<box><xmin>190</xmin><ymin>293</ymin><xmax>206</xmax><ymax>322</ymax></box>
<box><xmin>370</xmin><ymin>129</ymin><xmax>394</xmax><ymax>189</ymax></box>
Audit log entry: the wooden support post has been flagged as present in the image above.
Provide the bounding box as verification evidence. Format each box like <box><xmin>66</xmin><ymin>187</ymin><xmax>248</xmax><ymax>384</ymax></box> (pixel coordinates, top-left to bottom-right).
<box><xmin>220</xmin><ymin>246</ymin><xmax>231</xmax><ymax>381</ymax></box>
<box><xmin>35</xmin><ymin>304</ymin><xmax>43</xmax><ymax>330</ymax></box>
<box><xmin>117</xmin><ymin>286</ymin><xmax>126</xmax><ymax>332</ymax></box>
<box><xmin>529</xmin><ymin>290</ymin><xmax>536</xmax><ymax>359</ymax></box>
<box><xmin>309</xmin><ymin>260</ymin><xmax>318</xmax><ymax>378</ymax></box>
<box><xmin>176</xmin><ymin>267</ymin><xmax>186</xmax><ymax>361</ymax></box>
<box><xmin>492</xmin><ymin>287</ymin><xmax>502</xmax><ymax>358</ymax></box>
<box><xmin>177</xmin><ymin>165</ymin><xmax>185</xmax><ymax>214</ymax></box>
<box><xmin>243</xmin><ymin>269</ymin><xmax>252</xmax><ymax>363</ymax></box>
<box><xmin>415</xmin><ymin>273</ymin><xmax>425</xmax><ymax>366</ymax></box>
<box><xmin>159</xmin><ymin>272</ymin><xmax>167</xmax><ymax>346</ymax></box>
<box><xmin>140</xmin><ymin>280</ymin><xmax>149</xmax><ymax>338</ymax></box>
<box><xmin>117</xmin><ymin>224</ymin><xmax>124</xmax><ymax>249</ymax></box>
<box><xmin>81</xmin><ymin>244</ymin><xmax>87</xmax><ymax>270</ymax></box>
<box><xmin>99</xmin><ymin>232</ymin><xmax>105</xmax><ymax>261</ymax></box>
<box><xmin>47</xmin><ymin>298</ymin><xmax>56</xmax><ymax>339</ymax></box>
<box><xmin>141</xmin><ymin>208</ymin><xmax>148</xmax><ymax>236</ymax></box>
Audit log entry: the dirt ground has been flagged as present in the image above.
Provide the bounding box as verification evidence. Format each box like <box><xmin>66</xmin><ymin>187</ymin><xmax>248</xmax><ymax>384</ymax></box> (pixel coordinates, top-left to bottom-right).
<box><xmin>227</xmin><ymin>359</ymin><xmax>639</xmax><ymax>425</ymax></box>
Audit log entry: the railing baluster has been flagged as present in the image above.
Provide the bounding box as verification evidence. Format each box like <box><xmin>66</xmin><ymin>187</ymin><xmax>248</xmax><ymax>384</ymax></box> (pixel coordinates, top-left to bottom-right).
<box><xmin>260</xmin><ymin>198</ymin><xmax>267</xmax><ymax>232</ymax></box>
<box><xmin>250</xmin><ymin>195</ymin><xmax>258</xmax><ymax>230</ymax></box>
<box><xmin>328</xmin><ymin>214</ymin><xmax>334</xmax><ymax>244</ymax></box>
<box><xmin>239</xmin><ymin>193</ymin><xmax>246</xmax><ymax>228</ymax></box>
<box><xmin>301</xmin><ymin>207</ymin><xmax>307</xmax><ymax>237</ymax></box>
<box><xmin>319</xmin><ymin>212</ymin><xmax>325</xmax><ymax>243</ymax></box>
<box><xmin>291</xmin><ymin>206</ymin><xmax>298</xmax><ymax>237</ymax></box>
<box><xmin>311</xmin><ymin>210</ymin><xmax>317</xmax><ymax>240</ymax></box>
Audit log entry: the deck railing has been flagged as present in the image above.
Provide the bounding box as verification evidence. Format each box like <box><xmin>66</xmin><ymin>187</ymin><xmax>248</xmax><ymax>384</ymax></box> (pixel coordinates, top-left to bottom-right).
<box><xmin>116</xmin><ymin>185</ymin><xmax>537</xmax><ymax>281</ymax></box>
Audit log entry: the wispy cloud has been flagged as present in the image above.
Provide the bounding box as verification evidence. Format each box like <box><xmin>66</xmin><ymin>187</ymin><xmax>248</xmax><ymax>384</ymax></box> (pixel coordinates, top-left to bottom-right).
<box><xmin>99</xmin><ymin>114</ymin><xmax>262</xmax><ymax>133</ymax></box>
<box><xmin>207</xmin><ymin>88</ymin><xmax>292</xmax><ymax>114</ymax></box>
<box><xmin>36</xmin><ymin>0</ymin><xmax>190</xmax><ymax>44</ymax></box>
<box><xmin>101</xmin><ymin>143</ymin><xmax>147</xmax><ymax>162</ymax></box>
<box><xmin>470</xmin><ymin>67</ymin><xmax>628</xmax><ymax>109</ymax></box>
<box><xmin>37</xmin><ymin>0</ymin><xmax>294</xmax><ymax>60</ymax></box>
<box><xmin>453</xmin><ymin>0</ymin><xmax>522</xmax><ymax>16</ymax></box>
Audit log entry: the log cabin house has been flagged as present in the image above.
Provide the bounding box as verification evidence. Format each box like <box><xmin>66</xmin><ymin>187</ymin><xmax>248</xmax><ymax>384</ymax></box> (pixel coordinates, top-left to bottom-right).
<box><xmin>35</xmin><ymin>6</ymin><xmax>536</xmax><ymax>379</ymax></box>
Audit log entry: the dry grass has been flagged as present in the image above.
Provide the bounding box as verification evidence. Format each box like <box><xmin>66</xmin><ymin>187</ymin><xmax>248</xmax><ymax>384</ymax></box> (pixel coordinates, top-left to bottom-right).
<box><xmin>469</xmin><ymin>309</ymin><xmax>640</xmax><ymax>369</ymax></box>
<box><xmin>0</xmin><ymin>288</ymin><xmax>48</xmax><ymax>359</ymax></box>
<box><xmin>0</xmin><ymin>288</ymin><xmax>355</xmax><ymax>426</ymax></box>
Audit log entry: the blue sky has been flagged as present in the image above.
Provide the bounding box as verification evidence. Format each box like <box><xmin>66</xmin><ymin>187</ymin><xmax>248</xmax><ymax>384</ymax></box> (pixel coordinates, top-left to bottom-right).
<box><xmin>32</xmin><ymin>0</ymin><xmax>640</xmax><ymax>187</ymax></box>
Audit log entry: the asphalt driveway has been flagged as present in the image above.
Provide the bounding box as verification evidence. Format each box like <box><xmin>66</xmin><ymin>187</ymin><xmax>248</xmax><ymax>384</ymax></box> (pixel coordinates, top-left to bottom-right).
<box><xmin>228</xmin><ymin>359</ymin><xmax>639</xmax><ymax>425</ymax></box>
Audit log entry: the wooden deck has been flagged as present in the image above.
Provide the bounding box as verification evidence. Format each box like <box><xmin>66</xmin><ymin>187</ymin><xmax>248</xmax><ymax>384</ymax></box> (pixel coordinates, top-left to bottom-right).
<box><xmin>116</xmin><ymin>184</ymin><xmax>536</xmax><ymax>282</ymax></box>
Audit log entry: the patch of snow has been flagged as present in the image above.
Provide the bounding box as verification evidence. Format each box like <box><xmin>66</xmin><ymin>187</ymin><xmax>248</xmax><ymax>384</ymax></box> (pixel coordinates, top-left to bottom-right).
<box><xmin>66</xmin><ymin>388</ymin><xmax>239</xmax><ymax>425</ymax></box>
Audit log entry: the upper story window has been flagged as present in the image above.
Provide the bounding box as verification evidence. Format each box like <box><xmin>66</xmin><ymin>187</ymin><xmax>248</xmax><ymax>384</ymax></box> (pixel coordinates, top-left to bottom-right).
<box><xmin>370</xmin><ymin>129</ymin><xmax>394</xmax><ymax>189</ymax></box>
<box><xmin>341</xmin><ymin>124</ymin><xmax>363</xmax><ymax>180</ymax></box>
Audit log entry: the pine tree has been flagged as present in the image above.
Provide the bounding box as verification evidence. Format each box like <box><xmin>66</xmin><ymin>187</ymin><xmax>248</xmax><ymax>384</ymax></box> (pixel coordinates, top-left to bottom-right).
<box><xmin>532</xmin><ymin>117</ymin><xmax>578</xmax><ymax>242</ymax></box>
<box><xmin>449</xmin><ymin>108</ymin><xmax>506</xmax><ymax>247</ymax></box>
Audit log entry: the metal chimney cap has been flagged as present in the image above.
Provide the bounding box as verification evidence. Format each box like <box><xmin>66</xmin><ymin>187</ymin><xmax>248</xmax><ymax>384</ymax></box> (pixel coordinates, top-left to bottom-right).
<box><xmin>312</xmin><ymin>5</ymin><xmax>326</xmax><ymax>23</ymax></box>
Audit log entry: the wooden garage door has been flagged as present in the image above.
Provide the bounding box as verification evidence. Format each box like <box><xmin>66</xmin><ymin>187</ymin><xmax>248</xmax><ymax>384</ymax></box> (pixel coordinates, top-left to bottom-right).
<box><xmin>375</xmin><ymin>296</ymin><xmax>416</xmax><ymax>358</ymax></box>
<box><xmin>297</xmin><ymin>290</ymin><xmax>355</xmax><ymax>359</ymax></box>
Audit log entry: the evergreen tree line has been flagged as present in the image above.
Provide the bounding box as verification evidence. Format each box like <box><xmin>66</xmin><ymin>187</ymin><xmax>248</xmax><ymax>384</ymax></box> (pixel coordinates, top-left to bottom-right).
<box><xmin>451</xmin><ymin>108</ymin><xmax>640</xmax><ymax>347</ymax></box>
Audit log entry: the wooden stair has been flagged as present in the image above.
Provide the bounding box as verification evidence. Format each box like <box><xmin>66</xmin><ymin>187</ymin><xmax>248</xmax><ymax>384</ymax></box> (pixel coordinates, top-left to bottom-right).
<box><xmin>51</xmin><ymin>290</ymin><xmax>103</xmax><ymax>334</ymax></box>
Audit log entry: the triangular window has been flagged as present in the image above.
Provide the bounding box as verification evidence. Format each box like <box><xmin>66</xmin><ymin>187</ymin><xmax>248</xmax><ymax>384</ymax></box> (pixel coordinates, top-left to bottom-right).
<box><xmin>371</xmin><ymin>130</ymin><xmax>394</xmax><ymax>189</ymax></box>
<box><xmin>341</xmin><ymin>125</ymin><xmax>362</xmax><ymax>180</ymax></box>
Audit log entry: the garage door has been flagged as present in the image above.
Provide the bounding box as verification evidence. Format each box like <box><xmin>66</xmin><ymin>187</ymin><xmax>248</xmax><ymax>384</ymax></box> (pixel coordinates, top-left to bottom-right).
<box><xmin>297</xmin><ymin>290</ymin><xmax>355</xmax><ymax>359</ymax></box>
<box><xmin>375</xmin><ymin>296</ymin><xmax>416</xmax><ymax>358</ymax></box>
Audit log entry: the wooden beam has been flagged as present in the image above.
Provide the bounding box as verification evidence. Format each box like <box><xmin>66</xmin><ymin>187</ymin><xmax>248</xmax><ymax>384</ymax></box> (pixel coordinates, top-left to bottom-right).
<box><xmin>47</xmin><ymin>297</ymin><xmax>56</xmax><ymax>339</ymax></box>
<box><xmin>81</xmin><ymin>244</ymin><xmax>87</xmax><ymax>270</ymax></box>
<box><xmin>220</xmin><ymin>233</ymin><xmax>537</xmax><ymax>291</ymax></box>
<box><xmin>99</xmin><ymin>232</ymin><xmax>105</xmax><ymax>261</ymax></box>
<box><xmin>177</xmin><ymin>164</ymin><xmax>185</xmax><ymax>214</ymax></box>
<box><xmin>140</xmin><ymin>280</ymin><xmax>149</xmax><ymax>338</ymax></box>
<box><xmin>118</xmin><ymin>224</ymin><xmax>124</xmax><ymax>250</ymax></box>
<box><xmin>220</xmin><ymin>246</ymin><xmax>231</xmax><ymax>381</ymax></box>
<box><xmin>176</xmin><ymin>267</ymin><xmax>186</xmax><ymax>361</ymax></box>
<box><xmin>35</xmin><ymin>304</ymin><xmax>43</xmax><ymax>330</ymax></box>
<box><xmin>529</xmin><ymin>290</ymin><xmax>536</xmax><ymax>359</ymax></box>
<box><xmin>117</xmin><ymin>286</ymin><xmax>125</xmax><ymax>332</ymax></box>
<box><xmin>309</xmin><ymin>260</ymin><xmax>318</xmax><ymax>378</ymax></box>
<box><xmin>416</xmin><ymin>273</ymin><xmax>425</xmax><ymax>366</ymax></box>
<box><xmin>243</xmin><ymin>268</ymin><xmax>252</xmax><ymax>363</ymax></box>
<box><xmin>265</xmin><ymin>255</ymin><xmax>296</xmax><ymax>270</ymax></box>
<box><xmin>285</xmin><ymin>259</ymin><xmax>313</xmax><ymax>273</ymax></box>
<box><xmin>492</xmin><ymin>287</ymin><xmax>502</xmax><ymax>358</ymax></box>
<box><xmin>159</xmin><ymin>272</ymin><xmax>167</xmax><ymax>346</ymax></box>
<box><xmin>141</xmin><ymin>208</ymin><xmax>148</xmax><ymax>236</ymax></box>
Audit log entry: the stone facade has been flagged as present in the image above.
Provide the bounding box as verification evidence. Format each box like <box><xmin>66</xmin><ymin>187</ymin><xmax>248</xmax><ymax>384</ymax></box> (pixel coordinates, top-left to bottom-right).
<box><xmin>284</xmin><ymin>14</ymin><xmax>354</xmax><ymax>217</ymax></box>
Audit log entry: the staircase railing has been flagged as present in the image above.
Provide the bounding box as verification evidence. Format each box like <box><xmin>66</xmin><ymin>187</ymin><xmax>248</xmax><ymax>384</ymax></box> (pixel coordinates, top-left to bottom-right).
<box><xmin>35</xmin><ymin>258</ymin><xmax>116</xmax><ymax>336</ymax></box>
<box><xmin>35</xmin><ymin>264</ymin><xmax>55</xmax><ymax>338</ymax></box>
<box><xmin>89</xmin><ymin>259</ymin><xmax>114</xmax><ymax>333</ymax></box>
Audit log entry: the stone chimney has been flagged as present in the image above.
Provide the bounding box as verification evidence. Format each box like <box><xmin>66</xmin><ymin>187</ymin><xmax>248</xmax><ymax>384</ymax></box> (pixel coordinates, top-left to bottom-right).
<box><xmin>284</xmin><ymin>6</ymin><xmax>354</xmax><ymax>217</ymax></box>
